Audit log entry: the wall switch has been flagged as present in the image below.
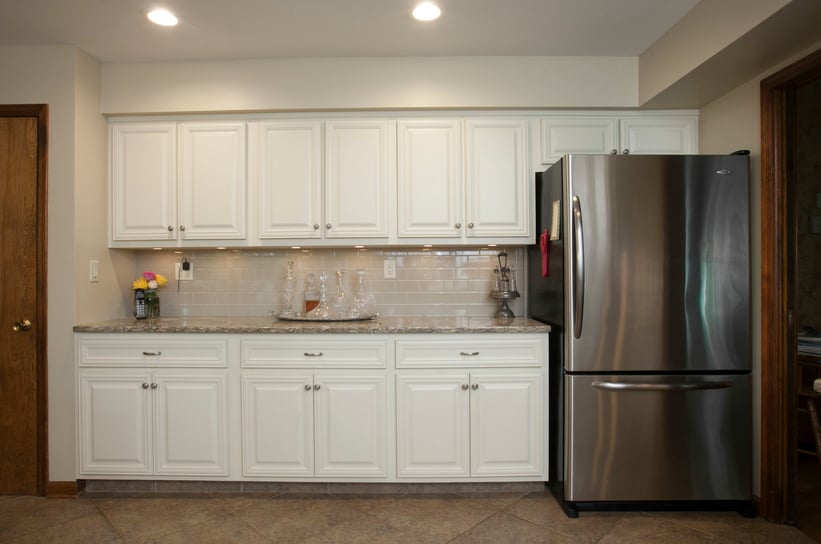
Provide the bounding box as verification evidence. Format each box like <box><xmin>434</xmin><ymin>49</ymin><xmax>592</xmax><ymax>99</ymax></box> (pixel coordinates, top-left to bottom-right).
<box><xmin>175</xmin><ymin>261</ymin><xmax>194</xmax><ymax>281</ymax></box>
<box><xmin>383</xmin><ymin>258</ymin><xmax>396</xmax><ymax>279</ymax></box>
<box><xmin>89</xmin><ymin>259</ymin><xmax>99</xmax><ymax>283</ymax></box>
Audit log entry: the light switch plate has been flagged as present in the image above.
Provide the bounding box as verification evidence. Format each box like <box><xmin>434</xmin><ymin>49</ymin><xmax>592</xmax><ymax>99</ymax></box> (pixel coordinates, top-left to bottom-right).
<box><xmin>89</xmin><ymin>259</ymin><xmax>99</xmax><ymax>283</ymax></box>
<box><xmin>383</xmin><ymin>258</ymin><xmax>396</xmax><ymax>279</ymax></box>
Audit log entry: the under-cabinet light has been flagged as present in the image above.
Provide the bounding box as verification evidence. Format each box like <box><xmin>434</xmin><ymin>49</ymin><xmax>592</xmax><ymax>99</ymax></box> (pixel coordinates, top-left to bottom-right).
<box><xmin>412</xmin><ymin>2</ymin><xmax>441</xmax><ymax>21</ymax></box>
<box><xmin>147</xmin><ymin>8</ymin><xmax>178</xmax><ymax>26</ymax></box>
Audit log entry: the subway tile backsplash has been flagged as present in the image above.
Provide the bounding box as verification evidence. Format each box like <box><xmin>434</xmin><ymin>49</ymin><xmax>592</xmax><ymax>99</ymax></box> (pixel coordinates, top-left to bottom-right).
<box><xmin>133</xmin><ymin>247</ymin><xmax>525</xmax><ymax>318</ymax></box>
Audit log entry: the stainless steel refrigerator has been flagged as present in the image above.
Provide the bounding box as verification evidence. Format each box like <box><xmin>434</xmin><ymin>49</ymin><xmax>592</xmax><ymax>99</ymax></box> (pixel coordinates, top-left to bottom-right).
<box><xmin>527</xmin><ymin>154</ymin><xmax>752</xmax><ymax>517</ymax></box>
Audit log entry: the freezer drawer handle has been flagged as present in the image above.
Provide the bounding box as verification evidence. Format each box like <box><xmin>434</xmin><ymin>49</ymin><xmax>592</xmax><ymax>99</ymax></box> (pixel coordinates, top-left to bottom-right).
<box><xmin>591</xmin><ymin>381</ymin><xmax>733</xmax><ymax>392</ymax></box>
<box><xmin>572</xmin><ymin>195</ymin><xmax>584</xmax><ymax>338</ymax></box>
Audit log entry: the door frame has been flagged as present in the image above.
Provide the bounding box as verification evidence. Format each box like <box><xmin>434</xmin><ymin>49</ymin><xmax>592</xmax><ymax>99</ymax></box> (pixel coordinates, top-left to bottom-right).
<box><xmin>760</xmin><ymin>48</ymin><xmax>821</xmax><ymax>522</ymax></box>
<box><xmin>1</xmin><ymin>104</ymin><xmax>49</xmax><ymax>495</ymax></box>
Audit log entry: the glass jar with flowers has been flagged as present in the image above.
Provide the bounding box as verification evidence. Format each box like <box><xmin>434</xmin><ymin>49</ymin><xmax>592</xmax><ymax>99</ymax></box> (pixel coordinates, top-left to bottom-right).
<box><xmin>132</xmin><ymin>271</ymin><xmax>168</xmax><ymax>319</ymax></box>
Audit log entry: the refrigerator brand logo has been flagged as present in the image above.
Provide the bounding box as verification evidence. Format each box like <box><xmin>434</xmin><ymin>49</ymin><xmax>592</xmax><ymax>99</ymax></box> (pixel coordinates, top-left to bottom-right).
<box><xmin>716</xmin><ymin>169</ymin><xmax>733</xmax><ymax>175</ymax></box>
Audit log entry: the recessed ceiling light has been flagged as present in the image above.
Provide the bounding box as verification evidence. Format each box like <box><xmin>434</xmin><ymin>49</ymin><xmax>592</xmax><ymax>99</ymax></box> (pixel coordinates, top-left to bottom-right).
<box><xmin>147</xmin><ymin>8</ymin><xmax>178</xmax><ymax>27</ymax></box>
<box><xmin>412</xmin><ymin>2</ymin><xmax>441</xmax><ymax>22</ymax></box>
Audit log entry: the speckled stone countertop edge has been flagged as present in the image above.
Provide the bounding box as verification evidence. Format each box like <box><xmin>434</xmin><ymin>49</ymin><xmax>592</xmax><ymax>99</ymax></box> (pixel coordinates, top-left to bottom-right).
<box><xmin>73</xmin><ymin>316</ymin><xmax>550</xmax><ymax>334</ymax></box>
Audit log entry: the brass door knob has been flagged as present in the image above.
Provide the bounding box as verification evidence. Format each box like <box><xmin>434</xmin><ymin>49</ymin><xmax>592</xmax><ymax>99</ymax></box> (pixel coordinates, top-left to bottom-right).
<box><xmin>12</xmin><ymin>319</ymin><xmax>32</xmax><ymax>332</ymax></box>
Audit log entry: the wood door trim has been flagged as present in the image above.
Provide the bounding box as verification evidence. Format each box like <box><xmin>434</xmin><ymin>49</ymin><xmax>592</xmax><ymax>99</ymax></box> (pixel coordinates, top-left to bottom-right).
<box><xmin>0</xmin><ymin>104</ymin><xmax>49</xmax><ymax>495</ymax></box>
<box><xmin>760</xmin><ymin>47</ymin><xmax>821</xmax><ymax>522</ymax></box>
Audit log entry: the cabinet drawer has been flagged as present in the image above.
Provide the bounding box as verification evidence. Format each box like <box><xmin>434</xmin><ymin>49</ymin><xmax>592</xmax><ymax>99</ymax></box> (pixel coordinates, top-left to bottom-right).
<box><xmin>396</xmin><ymin>336</ymin><xmax>544</xmax><ymax>368</ymax></box>
<box><xmin>78</xmin><ymin>336</ymin><xmax>228</xmax><ymax>367</ymax></box>
<box><xmin>241</xmin><ymin>338</ymin><xmax>388</xmax><ymax>368</ymax></box>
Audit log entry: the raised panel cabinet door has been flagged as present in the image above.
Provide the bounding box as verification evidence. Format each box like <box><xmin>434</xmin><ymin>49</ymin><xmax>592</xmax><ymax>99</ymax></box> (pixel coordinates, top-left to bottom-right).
<box><xmin>256</xmin><ymin>121</ymin><xmax>322</xmax><ymax>239</ymax></box>
<box><xmin>179</xmin><ymin>122</ymin><xmax>247</xmax><ymax>239</ymax></box>
<box><xmin>153</xmin><ymin>373</ymin><xmax>229</xmax><ymax>476</ymax></box>
<box><xmin>110</xmin><ymin>123</ymin><xmax>177</xmax><ymax>241</ymax></box>
<box><xmin>325</xmin><ymin>120</ymin><xmax>392</xmax><ymax>239</ymax></box>
<box><xmin>470</xmin><ymin>373</ymin><xmax>543</xmax><ymax>477</ymax></box>
<box><xmin>241</xmin><ymin>374</ymin><xmax>315</xmax><ymax>476</ymax></box>
<box><xmin>78</xmin><ymin>373</ymin><xmax>152</xmax><ymax>474</ymax></box>
<box><xmin>618</xmin><ymin>117</ymin><xmax>698</xmax><ymax>155</ymax></box>
<box><xmin>465</xmin><ymin>119</ymin><xmax>530</xmax><ymax>238</ymax></box>
<box><xmin>313</xmin><ymin>374</ymin><xmax>387</xmax><ymax>477</ymax></box>
<box><xmin>396</xmin><ymin>374</ymin><xmax>470</xmax><ymax>477</ymax></box>
<box><xmin>397</xmin><ymin>119</ymin><xmax>463</xmax><ymax>238</ymax></box>
<box><xmin>539</xmin><ymin>117</ymin><xmax>619</xmax><ymax>164</ymax></box>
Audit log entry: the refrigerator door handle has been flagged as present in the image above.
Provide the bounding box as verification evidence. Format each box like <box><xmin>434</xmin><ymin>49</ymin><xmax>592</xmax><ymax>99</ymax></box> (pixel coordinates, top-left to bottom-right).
<box><xmin>572</xmin><ymin>195</ymin><xmax>584</xmax><ymax>338</ymax></box>
<box><xmin>591</xmin><ymin>381</ymin><xmax>734</xmax><ymax>392</ymax></box>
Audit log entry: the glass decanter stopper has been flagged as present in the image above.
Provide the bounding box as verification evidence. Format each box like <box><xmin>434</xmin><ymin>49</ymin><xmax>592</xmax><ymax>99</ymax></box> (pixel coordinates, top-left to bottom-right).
<box><xmin>353</xmin><ymin>268</ymin><xmax>375</xmax><ymax>316</ymax></box>
<box><xmin>280</xmin><ymin>261</ymin><xmax>297</xmax><ymax>317</ymax></box>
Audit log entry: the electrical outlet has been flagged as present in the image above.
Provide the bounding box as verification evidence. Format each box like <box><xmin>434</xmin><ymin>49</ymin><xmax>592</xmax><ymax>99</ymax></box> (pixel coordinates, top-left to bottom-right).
<box><xmin>175</xmin><ymin>262</ymin><xmax>194</xmax><ymax>281</ymax></box>
<box><xmin>383</xmin><ymin>258</ymin><xmax>396</xmax><ymax>279</ymax></box>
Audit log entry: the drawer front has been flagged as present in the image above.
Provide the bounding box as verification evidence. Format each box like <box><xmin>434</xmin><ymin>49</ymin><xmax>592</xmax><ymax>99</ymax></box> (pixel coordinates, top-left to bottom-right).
<box><xmin>241</xmin><ymin>338</ymin><xmax>388</xmax><ymax>368</ymax></box>
<box><xmin>396</xmin><ymin>337</ymin><xmax>544</xmax><ymax>368</ymax></box>
<box><xmin>78</xmin><ymin>336</ymin><xmax>228</xmax><ymax>367</ymax></box>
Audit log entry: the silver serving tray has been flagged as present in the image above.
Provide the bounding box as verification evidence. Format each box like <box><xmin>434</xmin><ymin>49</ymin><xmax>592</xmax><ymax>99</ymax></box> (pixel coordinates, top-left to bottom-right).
<box><xmin>276</xmin><ymin>313</ymin><xmax>379</xmax><ymax>322</ymax></box>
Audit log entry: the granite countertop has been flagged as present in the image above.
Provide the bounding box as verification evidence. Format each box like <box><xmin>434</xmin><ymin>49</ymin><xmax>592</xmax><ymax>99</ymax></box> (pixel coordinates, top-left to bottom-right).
<box><xmin>73</xmin><ymin>316</ymin><xmax>550</xmax><ymax>334</ymax></box>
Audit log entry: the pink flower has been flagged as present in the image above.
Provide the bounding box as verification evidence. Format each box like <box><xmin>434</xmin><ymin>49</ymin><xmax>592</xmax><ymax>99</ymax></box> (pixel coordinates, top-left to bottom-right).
<box><xmin>143</xmin><ymin>272</ymin><xmax>156</xmax><ymax>281</ymax></box>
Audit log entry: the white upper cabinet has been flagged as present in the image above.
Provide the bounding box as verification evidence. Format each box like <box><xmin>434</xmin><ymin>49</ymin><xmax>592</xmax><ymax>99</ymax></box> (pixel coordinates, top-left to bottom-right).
<box><xmin>397</xmin><ymin>119</ymin><xmax>463</xmax><ymax>238</ymax></box>
<box><xmin>324</xmin><ymin>119</ymin><xmax>393</xmax><ymax>240</ymax></box>
<box><xmin>110</xmin><ymin>121</ymin><xmax>247</xmax><ymax>246</ymax></box>
<box><xmin>255</xmin><ymin>120</ymin><xmax>323</xmax><ymax>239</ymax></box>
<box><xmin>465</xmin><ymin>119</ymin><xmax>530</xmax><ymax>239</ymax></box>
<box><xmin>179</xmin><ymin>122</ymin><xmax>247</xmax><ymax>240</ymax></box>
<box><xmin>110</xmin><ymin>123</ymin><xmax>177</xmax><ymax>241</ymax></box>
<box><xmin>539</xmin><ymin>113</ymin><xmax>698</xmax><ymax>164</ymax></box>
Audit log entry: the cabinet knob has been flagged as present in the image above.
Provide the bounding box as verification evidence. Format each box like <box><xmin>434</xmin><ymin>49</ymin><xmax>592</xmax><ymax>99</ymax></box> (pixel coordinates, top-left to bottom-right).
<box><xmin>610</xmin><ymin>149</ymin><xmax>617</xmax><ymax>155</ymax></box>
<box><xmin>461</xmin><ymin>384</ymin><xmax>469</xmax><ymax>390</ymax></box>
<box><xmin>455</xmin><ymin>222</ymin><xmax>461</xmax><ymax>229</ymax></box>
<box><xmin>151</xmin><ymin>383</ymin><xmax>158</xmax><ymax>389</ymax></box>
<box><xmin>313</xmin><ymin>224</ymin><xmax>320</xmax><ymax>230</ymax></box>
<box><xmin>179</xmin><ymin>225</ymin><xmax>186</xmax><ymax>231</ymax></box>
<box><xmin>167</xmin><ymin>225</ymin><xmax>174</xmax><ymax>232</ymax></box>
<box><xmin>467</xmin><ymin>222</ymin><xmax>474</xmax><ymax>229</ymax></box>
<box><xmin>304</xmin><ymin>384</ymin><xmax>312</xmax><ymax>391</ymax></box>
<box><xmin>325</xmin><ymin>223</ymin><xmax>332</xmax><ymax>230</ymax></box>
<box><xmin>471</xmin><ymin>383</ymin><xmax>479</xmax><ymax>391</ymax></box>
<box><xmin>622</xmin><ymin>149</ymin><xmax>630</xmax><ymax>155</ymax></box>
<box><xmin>142</xmin><ymin>383</ymin><xmax>149</xmax><ymax>389</ymax></box>
<box><xmin>12</xmin><ymin>319</ymin><xmax>32</xmax><ymax>332</ymax></box>
<box><xmin>313</xmin><ymin>384</ymin><xmax>321</xmax><ymax>391</ymax></box>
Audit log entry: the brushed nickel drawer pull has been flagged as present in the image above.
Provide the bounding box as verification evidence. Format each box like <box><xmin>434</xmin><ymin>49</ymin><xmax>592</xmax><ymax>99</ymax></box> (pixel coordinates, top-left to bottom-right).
<box><xmin>303</xmin><ymin>352</ymin><xmax>324</xmax><ymax>357</ymax></box>
<box><xmin>459</xmin><ymin>351</ymin><xmax>479</xmax><ymax>356</ymax></box>
<box><xmin>142</xmin><ymin>351</ymin><xmax>162</xmax><ymax>356</ymax></box>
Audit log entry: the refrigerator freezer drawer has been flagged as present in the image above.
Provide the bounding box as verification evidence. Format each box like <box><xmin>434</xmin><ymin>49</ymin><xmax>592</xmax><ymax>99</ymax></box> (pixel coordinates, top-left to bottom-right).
<box><xmin>566</xmin><ymin>373</ymin><xmax>751</xmax><ymax>502</ymax></box>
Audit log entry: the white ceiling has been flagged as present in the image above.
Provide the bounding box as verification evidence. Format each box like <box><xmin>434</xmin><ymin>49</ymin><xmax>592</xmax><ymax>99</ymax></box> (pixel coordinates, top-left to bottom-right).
<box><xmin>0</xmin><ymin>0</ymin><xmax>700</xmax><ymax>63</ymax></box>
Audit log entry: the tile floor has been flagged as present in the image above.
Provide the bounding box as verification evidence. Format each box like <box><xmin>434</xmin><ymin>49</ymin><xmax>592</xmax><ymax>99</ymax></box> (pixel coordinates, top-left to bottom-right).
<box><xmin>1</xmin><ymin>488</ymin><xmax>817</xmax><ymax>544</ymax></box>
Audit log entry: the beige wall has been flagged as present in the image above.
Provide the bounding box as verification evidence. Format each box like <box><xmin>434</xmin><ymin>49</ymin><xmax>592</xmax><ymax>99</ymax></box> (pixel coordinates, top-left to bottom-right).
<box><xmin>100</xmin><ymin>56</ymin><xmax>639</xmax><ymax>114</ymax></box>
<box><xmin>699</xmin><ymin>37</ymin><xmax>821</xmax><ymax>497</ymax></box>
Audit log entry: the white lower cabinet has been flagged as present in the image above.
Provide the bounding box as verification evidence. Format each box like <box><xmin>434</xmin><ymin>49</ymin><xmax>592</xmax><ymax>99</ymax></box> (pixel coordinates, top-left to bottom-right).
<box><xmin>242</xmin><ymin>372</ymin><xmax>387</xmax><ymax>478</ymax></box>
<box><xmin>78</xmin><ymin>371</ymin><xmax>229</xmax><ymax>476</ymax></box>
<box><xmin>396</xmin><ymin>371</ymin><xmax>543</xmax><ymax>478</ymax></box>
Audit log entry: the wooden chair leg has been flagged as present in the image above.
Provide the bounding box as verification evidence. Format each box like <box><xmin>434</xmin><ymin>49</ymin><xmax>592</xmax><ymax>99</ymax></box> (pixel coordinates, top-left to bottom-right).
<box><xmin>807</xmin><ymin>397</ymin><xmax>821</xmax><ymax>464</ymax></box>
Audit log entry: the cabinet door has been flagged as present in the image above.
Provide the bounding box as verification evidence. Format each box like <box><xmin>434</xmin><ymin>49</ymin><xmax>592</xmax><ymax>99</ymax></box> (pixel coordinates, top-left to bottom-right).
<box><xmin>110</xmin><ymin>123</ymin><xmax>177</xmax><ymax>241</ymax></box>
<box><xmin>314</xmin><ymin>374</ymin><xmax>387</xmax><ymax>476</ymax></box>
<box><xmin>470</xmin><ymin>373</ymin><xmax>543</xmax><ymax>477</ymax></box>
<box><xmin>256</xmin><ymin>121</ymin><xmax>322</xmax><ymax>239</ymax></box>
<box><xmin>465</xmin><ymin>119</ymin><xmax>530</xmax><ymax>238</ymax></box>
<box><xmin>78</xmin><ymin>373</ymin><xmax>152</xmax><ymax>474</ymax></box>
<box><xmin>619</xmin><ymin>117</ymin><xmax>697</xmax><ymax>155</ymax></box>
<box><xmin>539</xmin><ymin>117</ymin><xmax>619</xmax><ymax>164</ymax></box>
<box><xmin>396</xmin><ymin>374</ymin><xmax>470</xmax><ymax>477</ymax></box>
<box><xmin>179</xmin><ymin>122</ymin><xmax>247</xmax><ymax>239</ymax></box>
<box><xmin>325</xmin><ymin>120</ymin><xmax>392</xmax><ymax>239</ymax></box>
<box><xmin>241</xmin><ymin>374</ymin><xmax>314</xmax><ymax>476</ymax></box>
<box><xmin>397</xmin><ymin>120</ymin><xmax>463</xmax><ymax>238</ymax></box>
<box><xmin>153</xmin><ymin>373</ymin><xmax>229</xmax><ymax>475</ymax></box>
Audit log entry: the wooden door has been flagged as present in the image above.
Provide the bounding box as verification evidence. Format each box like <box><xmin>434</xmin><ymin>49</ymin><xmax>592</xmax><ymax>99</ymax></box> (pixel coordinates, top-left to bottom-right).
<box><xmin>0</xmin><ymin>105</ymin><xmax>47</xmax><ymax>495</ymax></box>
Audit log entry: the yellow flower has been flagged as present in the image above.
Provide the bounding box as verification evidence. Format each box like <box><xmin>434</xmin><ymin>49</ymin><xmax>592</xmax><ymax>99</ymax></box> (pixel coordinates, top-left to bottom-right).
<box><xmin>131</xmin><ymin>277</ymin><xmax>149</xmax><ymax>290</ymax></box>
<box><xmin>155</xmin><ymin>274</ymin><xmax>168</xmax><ymax>287</ymax></box>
